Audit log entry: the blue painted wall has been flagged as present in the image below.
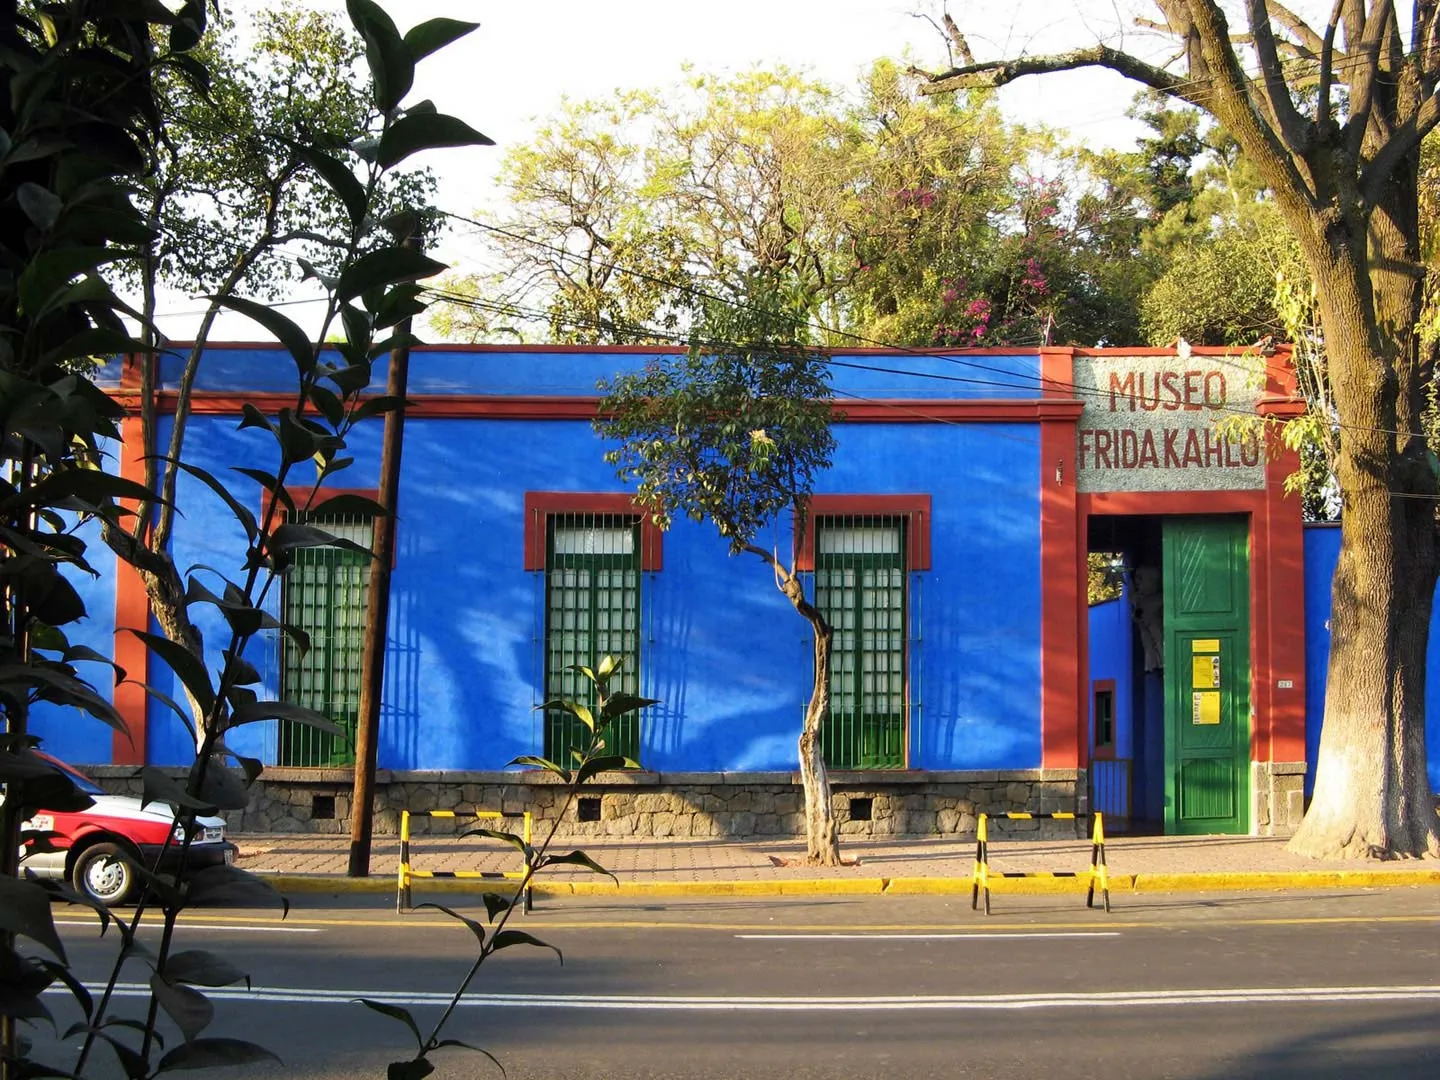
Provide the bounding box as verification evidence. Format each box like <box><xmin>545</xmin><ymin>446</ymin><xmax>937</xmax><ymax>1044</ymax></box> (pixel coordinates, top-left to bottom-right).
<box><xmin>27</xmin><ymin>512</ymin><xmax>121</xmax><ymax>763</ymax></box>
<box><xmin>1087</xmin><ymin>590</ymin><xmax>1134</xmax><ymax>760</ymax></box>
<box><xmin>45</xmin><ymin>347</ymin><xmax>1050</xmax><ymax>773</ymax></box>
<box><xmin>129</xmin><ymin>348</ymin><xmax>1046</xmax><ymax>773</ymax></box>
<box><xmin>1302</xmin><ymin>523</ymin><xmax>1440</xmax><ymax>793</ymax></box>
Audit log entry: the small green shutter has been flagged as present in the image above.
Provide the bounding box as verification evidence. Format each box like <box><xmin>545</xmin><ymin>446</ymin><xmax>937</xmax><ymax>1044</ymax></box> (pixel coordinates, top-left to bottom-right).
<box><xmin>279</xmin><ymin>514</ymin><xmax>372</xmax><ymax>767</ymax></box>
<box><xmin>815</xmin><ymin>518</ymin><xmax>907</xmax><ymax>769</ymax></box>
<box><xmin>544</xmin><ymin>515</ymin><xmax>641</xmax><ymax>765</ymax></box>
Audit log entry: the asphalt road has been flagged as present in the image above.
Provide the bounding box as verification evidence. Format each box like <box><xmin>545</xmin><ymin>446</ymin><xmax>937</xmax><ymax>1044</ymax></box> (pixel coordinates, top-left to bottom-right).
<box><xmin>25</xmin><ymin>887</ymin><xmax>1440</xmax><ymax>1079</ymax></box>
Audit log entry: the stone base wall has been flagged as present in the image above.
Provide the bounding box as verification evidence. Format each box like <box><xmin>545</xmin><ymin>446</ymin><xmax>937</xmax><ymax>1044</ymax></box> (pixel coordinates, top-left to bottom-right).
<box><xmin>89</xmin><ymin>767</ymin><xmax>1088</xmax><ymax>841</ymax></box>
<box><xmin>1252</xmin><ymin>760</ymin><xmax>1307</xmax><ymax>836</ymax></box>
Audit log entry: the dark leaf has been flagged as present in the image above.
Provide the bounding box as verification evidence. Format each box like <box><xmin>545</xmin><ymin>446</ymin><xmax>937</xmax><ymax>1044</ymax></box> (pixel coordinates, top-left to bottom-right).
<box><xmin>506</xmin><ymin>755</ymin><xmax>570</xmax><ymax>782</ymax></box>
<box><xmin>537</xmin><ymin>850</ymin><xmax>615</xmax><ymax>882</ymax></box>
<box><xmin>402</xmin><ymin>16</ymin><xmax>478</xmax><ymax>61</ymax></box>
<box><xmin>336</xmin><ymin>247</ymin><xmax>447</xmax><ymax>304</ymax></box>
<box><xmin>270</xmin><ymin>522</ymin><xmax>371</xmax><ymax>555</ymax></box>
<box><xmin>208</xmin><ymin>295</ymin><xmax>315</xmax><ymax>375</ymax></box>
<box><xmin>183</xmin><ymin>865</ymin><xmax>289</xmax><ymax>914</ymax></box>
<box><xmin>164</xmin><ymin>459</ymin><xmax>258</xmax><ymax>543</ymax></box>
<box><xmin>355</xmin><ymin>998</ymin><xmax>422</xmax><ymax>1050</ymax></box>
<box><xmin>157</xmin><ymin>1038</ymin><xmax>280</xmax><ymax>1072</ymax></box>
<box><xmin>292</xmin><ymin>145</ymin><xmax>367</xmax><ymax>228</ymax></box>
<box><xmin>125</xmin><ymin>630</ymin><xmax>215</xmax><ymax>719</ymax></box>
<box><xmin>230</xmin><ymin>700</ymin><xmax>344</xmax><ymax>736</ymax></box>
<box><xmin>479</xmin><ymin>892</ymin><xmax>513</xmax><ymax>923</ymax></box>
<box><xmin>164</xmin><ymin>950</ymin><xmax>249</xmax><ymax>989</ymax></box>
<box><xmin>141</xmin><ymin>767</ymin><xmax>218</xmax><ymax>815</ymax></box>
<box><xmin>376</xmin><ymin>113</ymin><xmax>493</xmax><ymax>169</ymax></box>
<box><xmin>600</xmin><ymin>693</ymin><xmax>661</xmax><ymax>722</ymax></box>
<box><xmin>490</xmin><ymin>930</ymin><xmax>562</xmax><ymax>964</ymax></box>
<box><xmin>149</xmin><ymin>973</ymin><xmax>213</xmax><ymax>1043</ymax></box>
<box><xmin>17</xmin><ymin>183</ymin><xmax>63</xmax><ymax>230</ymax></box>
<box><xmin>414</xmin><ymin>903</ymin><xmax>486</xmax><ymax>946</ymax></box>
<box><xmin>432</xmin><ymin>1038</ymin><xmax>503</xmax><ymax>1074</ymax></box>
<box><xmin>0</xmin><ymin>877</ymin><xmax>66</xmax><ymax>961</ymax></box>
<box><xmin>576</xmin><ymin>755</ymin><xmax>638</xmax><ymax>785</ymax></box>
<box><xmin>387</xmin><ymin>1059</ymin><xmax>434</xmax><ymax>1080</ymax></box>
<box><xmin>348</xmin><ymin>0</ymin><xmax>414</xmax><ymax>113</ymax></box>
<box><xmin>195</xmin><ymin>763</ymin><xmax>250</xmax><ymax>811</ymax></box>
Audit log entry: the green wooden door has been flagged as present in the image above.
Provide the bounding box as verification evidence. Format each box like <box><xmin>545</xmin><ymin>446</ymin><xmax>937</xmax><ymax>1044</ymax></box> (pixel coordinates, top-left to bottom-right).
<box><xmin>1162</xmin><ymin>517</ymin><xmax>1250</xmax><ymax>834</ymax></box>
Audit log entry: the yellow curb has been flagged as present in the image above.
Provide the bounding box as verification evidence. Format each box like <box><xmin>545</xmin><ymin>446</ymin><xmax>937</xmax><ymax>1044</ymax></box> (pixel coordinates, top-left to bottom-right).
<box><xmin>884</xmin><ymin>876</ymin><xmax>1136</xmax><ymax>895</ymax></box>
<box><xmin>552</xmin><ymin>878</ymin><xmax>889</xmax><ymax>898</ymax></box>
<box><xmin>1132</xmin><ymin>870</ymin><xmax>1440</xmax><ymax>891</ymax></box>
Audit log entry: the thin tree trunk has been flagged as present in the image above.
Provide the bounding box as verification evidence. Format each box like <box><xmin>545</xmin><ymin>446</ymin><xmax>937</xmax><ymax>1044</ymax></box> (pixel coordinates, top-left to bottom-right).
<box><xmin>745</xmin><ymin>543</ymin><xmax>842</xmax><ymax>865</ymax></box>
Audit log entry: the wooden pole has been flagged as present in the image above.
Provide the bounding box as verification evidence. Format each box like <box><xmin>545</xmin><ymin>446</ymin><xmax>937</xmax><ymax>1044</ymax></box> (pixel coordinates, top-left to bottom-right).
<box><xmin>347</xmin><ymin>244</ymin><xmax>415</xmax><ymax>877</ymax></box>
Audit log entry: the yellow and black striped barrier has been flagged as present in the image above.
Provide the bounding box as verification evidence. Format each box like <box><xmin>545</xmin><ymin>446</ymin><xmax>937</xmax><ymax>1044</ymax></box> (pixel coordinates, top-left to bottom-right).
<box><xmin>397</xmin><ymin>809</ymin><xmax>534</xmax><ymax>915</ymax></box>
<box><xmin>970</xmin><ymin>811</ymin><xmax>1110</xmax><ymax>915</ymax></box>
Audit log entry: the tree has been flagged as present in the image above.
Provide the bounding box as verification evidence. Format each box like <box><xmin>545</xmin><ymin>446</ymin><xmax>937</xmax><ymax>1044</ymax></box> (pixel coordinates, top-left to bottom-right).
<box><xmin>1</xmin><ymin>0</ymin><xmax>493</xmax><ymax>1072</ymax></box>
<box><xmin>596</xmin><ymin>275</ymin><xmax>845</xmax><ymax>864</ymax></box>
<box><xmin>107</xmin><ymin>2</ymin><xmax>438</xmax><ymax>741</ymax></box>
<box><xmin>920</xmin><ymin>3</ymin><xmax>1440</xmax><ymax>859</ymax></box>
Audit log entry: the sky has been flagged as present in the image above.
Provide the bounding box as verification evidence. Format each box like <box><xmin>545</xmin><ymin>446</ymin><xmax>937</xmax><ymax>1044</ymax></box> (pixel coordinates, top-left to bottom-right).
<box><xmin>155</xmin><ymin>0</ymin><xmax>1170</xmax><ymax>340</ymax></box>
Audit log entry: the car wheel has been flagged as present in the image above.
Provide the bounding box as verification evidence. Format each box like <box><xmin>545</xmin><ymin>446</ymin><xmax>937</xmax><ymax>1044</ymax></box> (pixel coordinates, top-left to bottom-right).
<box><xmin>71</xmin><ymin>842</ymin><xmax>139</xmax><ymax>906</ymax></box>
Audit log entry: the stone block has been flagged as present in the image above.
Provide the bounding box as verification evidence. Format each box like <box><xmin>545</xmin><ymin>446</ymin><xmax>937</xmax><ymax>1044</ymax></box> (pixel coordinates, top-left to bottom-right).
<box><xmin>1005</xmin><ymin>783</ymin><xmax>1029</xmax><ymax>806</ymax></box>
<box><xmin>652</xmin><ymin>812</ymin><xmax>675</xmax><ymax>837</ymax></box>
<box><xmin>635</xmin><ymin>793</ymin><xmax>669</xmax><ymax>814</ymax></box>
<box><xmin>729</xmin><ymin>811</ymin><xmax>756</xmax><ymax>837</ymax></box>
<box><xmin>936</xmin><ymin>808</ymin><xmax>959</xmax><ymax>833</ymax></box>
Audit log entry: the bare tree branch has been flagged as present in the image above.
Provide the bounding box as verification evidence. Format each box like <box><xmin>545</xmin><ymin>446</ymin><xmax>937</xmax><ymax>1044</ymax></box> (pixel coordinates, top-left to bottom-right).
<box><xmin>917</xmin><ymin>43</ymin><xmax>1188</xmax><ymax>99</ymax></box>
<box><xmin>942</xmin><ymin>12</ymin><xmax>975</xmax><ymax>67</ymax></box>
<box><xmin>1360</xmin><ymin>91</ymin><xmax>1440</xmax><ymax>206</ymax></box>
<box><xmin>1266</xmin><ymin>0</ymin><xmax>1327</xmax><ymax>54</ymax></box>
<box><xmin>1247</xmin><ymin>0</ymin><xmax>1315</xmax><ymax>153</ymax></box>
<box><xmin>1317</xmin><ymin>0</ymin><xmax>1345</xmax><ymax>134</ymax></box>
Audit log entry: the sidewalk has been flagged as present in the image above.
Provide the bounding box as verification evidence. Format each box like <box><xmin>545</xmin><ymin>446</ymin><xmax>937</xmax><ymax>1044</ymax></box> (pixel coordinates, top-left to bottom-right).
<box><xmin>233</xmin><ymin>829</ymin><xmax>1440</xmax><ymax>898</ymax></box>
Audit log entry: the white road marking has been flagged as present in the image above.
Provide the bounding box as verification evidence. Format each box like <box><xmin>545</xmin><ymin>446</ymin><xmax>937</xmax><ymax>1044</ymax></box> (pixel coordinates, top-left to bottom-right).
<box><xmin>54</xmin><ymin>921</ymin><xmax>318</xmax><ymax>934</ymax></box>
<box><xmin>734</xmin><ymin>932</ymin><xmax>1122</xmax><ymax>940</ymax></box>
<box><xmin>77</xmin><ymin>983</ymin><xmax>1440</xmax><ymax>1011</ymax></box>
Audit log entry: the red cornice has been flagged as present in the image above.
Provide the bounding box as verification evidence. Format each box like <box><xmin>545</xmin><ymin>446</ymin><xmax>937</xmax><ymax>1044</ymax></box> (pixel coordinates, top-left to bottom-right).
<box><xmin>119</xmin><ymin>391</ymin><xmax>1083</xmax><ymax>423</ymax></box>
<box><xmin>523</xmin><ymin>492</ymin><xmax>664</xmax><ymax>572</ymax></box>
<box><xmin>794</xmin><ymin>494</ymin><xmax>932</xmax><ymax>572</ymax></box>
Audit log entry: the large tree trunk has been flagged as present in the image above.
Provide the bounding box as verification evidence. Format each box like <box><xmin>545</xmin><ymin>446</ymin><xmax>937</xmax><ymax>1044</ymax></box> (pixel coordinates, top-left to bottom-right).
<box><xmin>1287</xmin><ymin>239</ymin><xmax>1440</xmax><ymax>859</ymax></box>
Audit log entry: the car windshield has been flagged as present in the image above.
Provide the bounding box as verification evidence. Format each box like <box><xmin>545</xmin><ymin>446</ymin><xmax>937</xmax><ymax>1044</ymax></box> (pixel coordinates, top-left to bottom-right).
<box><xmin>35</xmin><ymin>752</ymin><xmax>106</xmax><ymax>796</ymax></box>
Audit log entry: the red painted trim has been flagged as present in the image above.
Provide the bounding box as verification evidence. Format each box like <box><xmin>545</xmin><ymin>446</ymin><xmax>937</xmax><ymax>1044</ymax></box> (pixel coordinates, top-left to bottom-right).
<box><xmin>523</xmin><ymin>492</ymin><xmax>663</xmax><ymax>572</ymax></box>
<box><xmin>1038</xmin><ymin>348</ymin><xmax>1082</xmax><ymax>770</ymax></box>
<box><xmin>1092</xmin><ymin>678</ymin><xmax>1117</xmax><ymax>761</ymax></box>
<box><xmin>1262</xmin><ymin>444</ymin><xmax>1307</xmax><ymax>763</ymax></box>
<box><xmin>116</xmin><ymin>391</ymin><xmax>1081</xmax><ymax>424</ymax></box>
<box><xmin>112</xmin><ymin>413</ymin><xmax>150</xmax><ymax>765</ymax></box>
<box><xmin>793</xmin><ymin>495</ymin><xmax>932</xmax><ymax>572</ymax></box>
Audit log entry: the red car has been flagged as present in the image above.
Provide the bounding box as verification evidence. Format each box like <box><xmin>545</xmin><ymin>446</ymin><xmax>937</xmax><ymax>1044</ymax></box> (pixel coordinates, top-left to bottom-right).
<box><xmin>19</xmin><ymin>754</ymin><xmax>236</xmax><ymax>906</ymax></box>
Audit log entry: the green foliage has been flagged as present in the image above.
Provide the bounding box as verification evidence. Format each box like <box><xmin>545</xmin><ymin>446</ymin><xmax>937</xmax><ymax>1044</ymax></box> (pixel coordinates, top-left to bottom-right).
<box><xmin>373</xmin><ymin>659</ymin><xmax>649</xmax><ymax>1080</ymax></box>
<box><xmin>0</xmin><ymin>2</ymin><xmax>487</xmax><ymax>1075</ymax></box>
<box><xmin>596</xmin><ymin>275</ymin><xmax>836</xmax><ymax>550</ymax></box>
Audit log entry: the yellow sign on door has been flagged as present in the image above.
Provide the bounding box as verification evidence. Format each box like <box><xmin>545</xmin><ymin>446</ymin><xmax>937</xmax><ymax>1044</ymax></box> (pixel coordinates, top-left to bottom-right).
<box><xmin>1192</xmin><ymin>655</ymin><xmax>1221</xmax><ymax>689</ymax></box>
<box><xmin>1192</xmin><ymin>690</ymin><xmax>1221</xmax><ymax>725</ymax></box>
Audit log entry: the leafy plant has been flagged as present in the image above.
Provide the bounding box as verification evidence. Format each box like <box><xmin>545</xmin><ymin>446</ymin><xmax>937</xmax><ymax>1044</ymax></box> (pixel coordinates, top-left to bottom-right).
<box><xmin>366</xmin><ymin>657</ymin><xmax>651</xmax><ymax>1079</ymax></box>
<box><xmin>0</xmin><ymin>0</ymin><xmax>489</xmax><ymax>1075</ymax></box>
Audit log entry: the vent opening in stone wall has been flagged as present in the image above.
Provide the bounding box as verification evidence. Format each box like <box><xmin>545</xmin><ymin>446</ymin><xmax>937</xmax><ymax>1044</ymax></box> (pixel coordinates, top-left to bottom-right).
<box><xmin>311</xmin><ymin>794</ymin><xmax>335</xmax><ymax>820</ymax></box>
<box><xmin>577</xmin><ymin>796</ymin><xmax>602</xmax><ymax>823</ymax></box>
<box><xmin>848</xmin><ymin>796</ymin><xmax>873</xmax><ymax>821</ymax></box>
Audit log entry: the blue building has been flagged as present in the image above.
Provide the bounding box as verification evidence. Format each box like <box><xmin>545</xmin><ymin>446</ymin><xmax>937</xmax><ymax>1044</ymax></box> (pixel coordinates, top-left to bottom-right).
<box><xmin>38</xmin><ymin>342</ymin><xmax>1350</xmax><ymax>838</ymax></box>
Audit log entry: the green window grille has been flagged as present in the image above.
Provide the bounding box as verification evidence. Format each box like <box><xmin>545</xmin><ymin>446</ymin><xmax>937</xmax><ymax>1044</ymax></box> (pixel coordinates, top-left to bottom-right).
<box><xmin>814</xmin><ymin>517</ymin><xmax>907</xmax><ymax>769</ymax></box>
<box><xmin>544</xmin><ymin>514</ymin><xmax>641</xmax><ymax>765</ymax></box>
<box><xmin>278</xmin><ymin>514</ymin><xmax>373</xmax><ymax>767</ymax></box>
